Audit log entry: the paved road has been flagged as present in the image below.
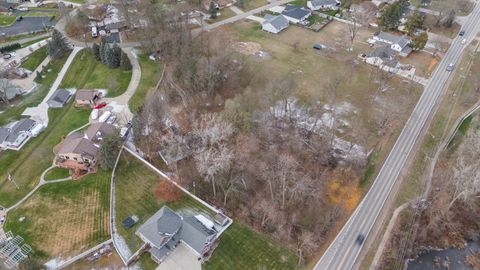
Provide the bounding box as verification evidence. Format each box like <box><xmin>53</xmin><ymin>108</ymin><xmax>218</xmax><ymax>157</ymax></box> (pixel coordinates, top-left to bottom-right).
<box><xmin>314</xmin><ymin>3</ymin><xmax>480</xmax><ymax>270</ymax></box>
<box><xmin>0</xmin><ymin>17</ymin><xmax>55</xmax><ymax>36</ymax></box>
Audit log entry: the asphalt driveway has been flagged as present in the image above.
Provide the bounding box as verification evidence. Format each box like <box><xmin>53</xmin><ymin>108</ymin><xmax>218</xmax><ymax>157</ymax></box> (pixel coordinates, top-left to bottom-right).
<box><xmin>0</xmin><ymin>16</ymin><xmax>55</xmax><ymax>36</ymax></box>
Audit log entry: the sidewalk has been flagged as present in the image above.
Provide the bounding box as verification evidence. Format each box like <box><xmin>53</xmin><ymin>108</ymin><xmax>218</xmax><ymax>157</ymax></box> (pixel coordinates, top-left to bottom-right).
<box><xmin>22</xmin><ymin>46</ymin><xmax>82</xmax><ymax>126</ymax></box>
<box><xmin>229</xmin><ymin>6</ymin><xmax>265</xmax><ymax>23</ymax></box>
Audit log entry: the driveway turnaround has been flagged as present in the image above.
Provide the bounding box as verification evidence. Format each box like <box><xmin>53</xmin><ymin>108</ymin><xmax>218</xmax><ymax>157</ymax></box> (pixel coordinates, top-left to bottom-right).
<box><xmin>314</xmin><ymin>3</ymin><xmax>480</xmax><ymax>270</ymax></box>
<box><xmin>0</xmin><ymin>17</ymin><xmax>55</xmax><ymax>36</ymax></box>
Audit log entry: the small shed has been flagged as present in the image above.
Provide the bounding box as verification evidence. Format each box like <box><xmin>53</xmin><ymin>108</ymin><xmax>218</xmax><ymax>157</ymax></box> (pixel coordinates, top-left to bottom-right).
<box><xmin>47</xmin><ymin>89</ymin><xmax>72</xmax><ymax>108</ymax></box>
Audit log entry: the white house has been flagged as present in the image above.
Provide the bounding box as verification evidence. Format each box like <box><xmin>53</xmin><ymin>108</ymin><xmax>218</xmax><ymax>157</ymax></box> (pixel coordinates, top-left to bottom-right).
<box><xmin>262</xmin><ymin>14</ymin><xmax>289</xmax><ymax>34</ymax></box>
<box><xmin>370</xmin><ymin>31</ymin><xmax>413</xmax><ymax>57</ymax></box>
<box><xmin>281</xmin><ymin>4</ymin><xmax>311</xmax><ymax>24</ymax></box>
<box><xmin>307</xmin><ymin>0</ymin><xmax>341</xmax><ymax>11</ymax></box>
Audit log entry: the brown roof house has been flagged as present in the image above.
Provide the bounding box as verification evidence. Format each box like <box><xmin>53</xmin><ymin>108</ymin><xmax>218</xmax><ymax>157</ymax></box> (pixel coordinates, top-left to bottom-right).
<box><xmin>75</xmin><ymin>89</ymin><xmax>100</xmax><ymax>106</ymax></box>
<box><xmin>56</xmin><ymin>122</ymin><xmax>117</xmax><ymax>175</ymax></box>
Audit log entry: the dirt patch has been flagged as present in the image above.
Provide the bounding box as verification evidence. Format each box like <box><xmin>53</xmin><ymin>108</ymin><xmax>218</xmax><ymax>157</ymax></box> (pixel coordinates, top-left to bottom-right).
<box><xmin>232</xmin><ymin>41</ymin><xmax>263</xmax><ymax>55</ymax></box>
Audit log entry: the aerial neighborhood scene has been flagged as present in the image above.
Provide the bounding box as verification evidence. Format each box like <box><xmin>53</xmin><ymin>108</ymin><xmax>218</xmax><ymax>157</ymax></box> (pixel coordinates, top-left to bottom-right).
<box><xmin>0</xmin><ymin>0</ymin><xmax>479</xmax><ymax>269</ymax></box>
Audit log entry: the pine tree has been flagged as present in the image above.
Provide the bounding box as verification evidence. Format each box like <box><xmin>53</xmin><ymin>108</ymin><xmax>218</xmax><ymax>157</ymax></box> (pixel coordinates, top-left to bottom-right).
<box><xmin>120</xmin><ymin>51</ymin><xmax>132</xmax><ymax>70</ymax></box>
<box><xmin>47</xmin><ymin>29</ymin><xmax>70</xmax><ymax>60</ymax></box>
<box><xmin>99</xmin><ymin>39</ymin><xmax>106</xmax><ymax>64</ymax></box>
<box><xmin>209</xmin><ymin>1</ymin><xmax>217</xmax><ymax>19</ymax></box>
<box><xmin>92</xmin><ymin>43</ymin><xmax>101</xmax><ymax>61</ymax></box>
<box><xmin>110</xmin><ymin>43</ymin><xmax>121</xmax><ymax>68</ymax></box>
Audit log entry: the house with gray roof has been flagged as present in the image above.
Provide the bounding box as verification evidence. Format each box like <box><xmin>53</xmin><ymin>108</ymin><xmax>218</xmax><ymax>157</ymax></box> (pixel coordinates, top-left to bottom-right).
<box><xmin>365</xmin><ymin>45</ymin><xmax>399</xmax><ymax>68</ymax></box>
<box><xmin>281</xmin><ymin>4</ymin><xmax>311</xmax><ymax>24</ymax></box>
<box><xmin>0</xmin><ymin>118</ymin><xmax>36</xmax><ymax>149</ymax></box>
<box><xmin>307</xmin><ymin>0</ymin><xmax>340</xmax><ymax>11</ymax></box>
<box><xmin>0</xmin><ymin>79</ymin><xmax>23</xmax><ymax>103</ymax></box>
<box><xmin>136</xmin><ymin>206</ymin><xmax>220</xmax><ymax>264</ymax></box>
<box><xmin>262</xmin><ymin>14</ymin><xmax>289</xmax><ymax>34</ymax></box>
<box><xmin>47</xmin><ymin>89</ymin><xmax>72</xmax><ymax>108</ymax></box>
<box><xmin>370</xmin><ymin>31</ymin><xmax>413</xmax><ymax>57</ymax></box>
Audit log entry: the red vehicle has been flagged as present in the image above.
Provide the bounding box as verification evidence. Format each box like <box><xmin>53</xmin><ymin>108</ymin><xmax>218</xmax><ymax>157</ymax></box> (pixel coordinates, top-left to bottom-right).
<box><xmin>94</xmin><ymin>102</ymin><xmax>107</xmax><ymax>109</ymax></box>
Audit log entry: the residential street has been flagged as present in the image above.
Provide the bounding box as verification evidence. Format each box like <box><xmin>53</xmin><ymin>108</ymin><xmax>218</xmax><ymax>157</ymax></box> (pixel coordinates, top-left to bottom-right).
<box><xmin>314</xmin><ymin>3</ymin><xmax>480</xmax><ymax>270</ymax></box>
<box><xmin>0</xmin><ymin>17</ymin><xmax>55</xmax><ymax>36</ymax></box>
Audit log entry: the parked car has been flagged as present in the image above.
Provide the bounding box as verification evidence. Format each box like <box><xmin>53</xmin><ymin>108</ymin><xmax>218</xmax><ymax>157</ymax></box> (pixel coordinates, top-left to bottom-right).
<box><xmin>461</xmin><ymin>38</ymin><xmax>467</xmax><ymax>45</ymax></box>
<box><xmin>446</xmin><ymin>63</ymin><xmax>455</xmax><ymax>71</ymax></box>
<box><xmin>94</xmin><ymin>102</ymin><xmax>107</xmax><ymax>109</ymax></box>
<box><xmin>91</xmin><ymin>109</ymin><xmax>99</xmax><ymax>120</ymax></box>
<box><xmin>16</xmin><ymin>16</ymin><xmax>23</xmax><ymax>21</ymax></box>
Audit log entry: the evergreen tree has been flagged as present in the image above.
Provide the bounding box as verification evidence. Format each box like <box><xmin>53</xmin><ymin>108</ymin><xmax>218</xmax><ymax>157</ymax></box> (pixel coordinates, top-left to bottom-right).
<box><xmin>47</xmin><ymin>29</ymin><xmax>70</xmax><ymax>60</ymax></box>
<box><xmin>209</xmin><ymin>1</ymin><xmax>217</xmax><ymax>19</ymax></box>
<box><xmin>104</xmin><ymin>44</ymin><xmax>113</xmax><ymax>68</ymax></box>
<box><xmin>99</xmin><ymin>39</ymin><xmax>106</xmax><ymax>64</ymax></box>
<box><xmin>410</xmin><ymin>32</ymin><xmax>428</xmax><ymax>50</ymax></box>
<box><xmin>120</xmin><ymin>51</ymin><xmax>132</xmax><ymax>70</ymax></box>
<box><xmin>404</xmin><ymin>11</ymin><xmax>424</xmax><ymax>34</ymax></box>
<box><xmin>110</xmin><ymin>43</ymin><xmax>121</xmax><ymax>68</ymax></box>
<box><xmin>92</xmin><ymin>43</ymin><xmax>101</xmax><ymax>61</ymax></box>
<box><xmin>380</xmin><ymin>0</ymin><xmax>409</xmax><ymax>30</ymax></box>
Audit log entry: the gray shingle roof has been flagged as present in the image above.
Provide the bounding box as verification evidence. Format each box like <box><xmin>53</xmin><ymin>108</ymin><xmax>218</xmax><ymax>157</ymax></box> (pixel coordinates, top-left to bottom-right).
<box><xmin>282</xmin><ymin>4</ymin><xmax>311</xmax><ymax>20</ymax></box>
<box><xmin>374</xmin><ymin>31</ymin><xmax>410</xmax><ymax>49</ymax></box>
<box><xmin>48</xmin><ymin>89</ymin><xmax>71</xmax><ymax>106</ymax></box>
<box><xmin>367</xmin><ymin>45</ymin><xmax>396</xmax><ymax>59</ymax></box>
<box><xmin>4</xmin><ymin>118</ymin><xmax>36</xmax><ymax>143</ymax></box>
<box><xmin>309</xmin><ymin>0</ymin><xmax>339</xmax><ymax>7</ymax></box>
<box><xmin>180</xmin><ymin>216</ymin><xmax>217</xmax><ymax>254</ymax></box>
<box><xmin>263</xmin><ymin>14</ymin><xmax>289</xmax><ymax>31</ymax></box>
<box><xmin>136</xmin><ymin>206</ymin><xmax>183</xmax><ymax>249</ymax></box>
<box><xmin>0</xmin><ymin>127</ymin><xmax>9</xmax><ymax>144</ymax></box>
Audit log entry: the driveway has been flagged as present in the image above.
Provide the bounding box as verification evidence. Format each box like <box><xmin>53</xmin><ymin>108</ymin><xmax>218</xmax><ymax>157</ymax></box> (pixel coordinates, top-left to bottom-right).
<box><xmin>0</xmin><ymin>17</ymin><xmax>55</xmax><ymax>36</ymax></box>
<box><xmin>156</xmin><ymin>243</ymin><xmax>201</xmax><ymax>270</ymax></box>
<box><xmin>22</xmin><ymin>46</ymin><xmax>82</xmax><ymax>125</ymax></box>
<box><xmin>102</xmin><ymin>47</ymin><xmax>141</xmax><ymax>124</ymax></box>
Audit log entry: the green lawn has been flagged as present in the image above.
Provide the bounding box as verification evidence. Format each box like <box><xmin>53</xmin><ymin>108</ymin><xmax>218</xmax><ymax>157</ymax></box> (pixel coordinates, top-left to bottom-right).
<box><xmin>43</xmin><ymin>167</ymin><xmax>70</xmax><ymax>181</ymax></box>
<box><xmin>0</xmin><ymin>103</ymin><xmax>90</xmax><ymax>207</ymax></box>
<box><xmin>114</xmin><ymin>152</ymin><xmax>213</xmax><ymax>254</ymax></box>
<box><xmin>307</xmin><ymin>14</ymin><xmax>325</xmax><ymax>25</ymax></box>
<box><xmin>21</xmin><ymin>11</ymin><xmax>58</xmax><ymax>17</ymax></box>
<box><xmin>0</xmin><ymin>51</ymin><xmax>69</xmax><ymax>127</ymax></box>
<box><xmin>60</xmin><ymin>49</ymin><xmax>131</xmax><ymax>97</ymax></box>
<box><xmin>20</xmin><ymin>46</ymin><xmax>48</xmax><ymax>71</ymax></box>
<box><xmin>0</xmin><ymin>14</ymin><xmax>16</xmax><ymax>26</ymax></box>
<box><xmin>204</xmin><ymin>222</ymin><xmax>298</xmax><ymax>270</ymax></box>
<box><xmin>4</xmin><ymin>170</ymin><xmax>111</xmax><ymax>261</ymax></box>
<box><xmin>128</xmin><ymin>55</ymin><xmax>163</xmax><ymax>113</ymax></box>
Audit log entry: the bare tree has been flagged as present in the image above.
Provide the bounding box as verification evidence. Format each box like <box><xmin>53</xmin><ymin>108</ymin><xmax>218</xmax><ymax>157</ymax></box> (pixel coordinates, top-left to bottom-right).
<box><xmin>297</xmin><ymin>231</ymin><xmax>317</xmax><ymax>266</ymax></box>
<box><xmin>448</xmin><ymin>132</ymin><xmax>480</xmax><ymax>209</ymax></box>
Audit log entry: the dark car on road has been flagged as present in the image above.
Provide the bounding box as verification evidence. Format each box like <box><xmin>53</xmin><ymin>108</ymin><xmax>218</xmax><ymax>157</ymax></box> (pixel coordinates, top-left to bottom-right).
<box><xmin>459</xmin><ymin>30</ymin><xmax>466</xmax><ymax>36</ymax></box>
<box><xmin>356</xmin><ymin>234</ymin><xmax>365</xmax><ymax>245</ymax></box>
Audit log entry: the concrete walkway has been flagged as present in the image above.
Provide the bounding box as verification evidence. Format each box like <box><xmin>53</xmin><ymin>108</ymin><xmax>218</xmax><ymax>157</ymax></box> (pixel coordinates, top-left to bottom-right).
<box><xmin>22</xmin><ymin>46</ymin><xmax>82</xmax><ymax>126</ymax></box>
<box><xmin>0</xmin><ymin>39</ymin><xmax>49</xmax><ymax>68</ymax></box>
<box><xmin>102</xmin><ymin>47</ymin><xmax>141</xmax><ymax>124</ymax></box>
<box><xmin>229</xmin><ymin>6</ymin><xmax>265</xmax><ymax>23</ymax></box>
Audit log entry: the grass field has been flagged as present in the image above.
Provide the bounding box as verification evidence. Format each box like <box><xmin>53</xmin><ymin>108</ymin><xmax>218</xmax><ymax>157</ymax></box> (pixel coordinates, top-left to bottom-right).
<box><xmin>20</xmin><ymin>46</ymin><xmax>48</xmax><ymax>71</ymax></box>
<box><xmin>0</xmin><ymin>51</ymin><xmax>68</xmax><ymax>126</ymax></box>
<box><xmin>60</xmin><ymin>49</ymin><xmax>132</xmax><ymax>97</ymax></box>
<box><xmin>128</xmin><ymin>55</ymin><xmax>163</xmax><ymax>113</ymax></box>
<box><xmin>228</xmin><ymin>21</ymin><xmax>421</xmax><ymax>150</ymax></box>
<box><xmin>44</xmin><ymin>167</ymin><xmax>70</xmax><ymax>181</ymax></box>
<box><xmin>204</xmin><ymin>222</ymin><xmax>298</xmax><ymax>270</ymax></box>
<box><xmin>114</xmin><ymin>152</ymin><xmax>213</xmax><ymax>254</ymax></box>
<box><xmin>0</xmin><ymin>103</ymin><xmax>90</xmax><ymax>207</ymax></box>
<box><xmin>4</xmin><ymin>170</ymin><xmax>111</xmax><ymax>261</ymax></box>
<box><xmin>0</xmin><ymin>14</ymin><xmax>16</xmax><ymax>26</ymax></box>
